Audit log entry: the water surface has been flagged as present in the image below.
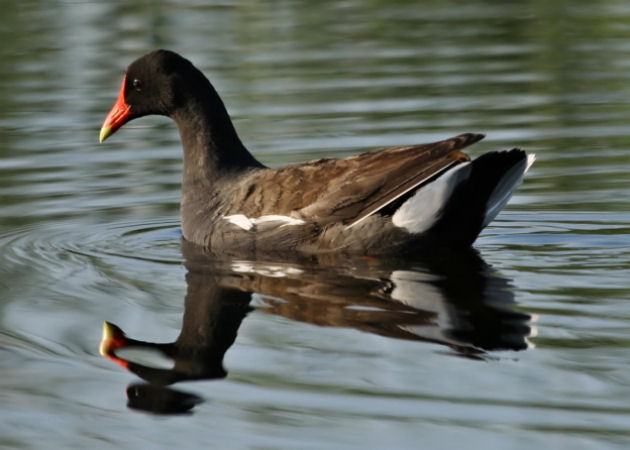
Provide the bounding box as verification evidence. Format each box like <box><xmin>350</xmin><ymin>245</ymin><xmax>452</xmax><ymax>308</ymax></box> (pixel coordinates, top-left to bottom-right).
<box><xmin>1</xmin><ymin>1</ymin><xmax>630</xmax><ymax>448</ymax></box>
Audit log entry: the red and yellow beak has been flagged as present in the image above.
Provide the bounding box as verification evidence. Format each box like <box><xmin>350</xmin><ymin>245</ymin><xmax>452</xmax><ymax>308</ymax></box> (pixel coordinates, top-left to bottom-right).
<box><xmin>99</xmin><ymin>321</ymin><xmax>131</xmax><ymax>369</ymax></box>
<box><xmin>99</xmin><ymin>321</ymin><xmax>127</xmax><ymax>357</ymax></box>
<box><xmin>99</xmin><ymin>76</ymin><xmax>131</xmax><ymax>143</ymax></box>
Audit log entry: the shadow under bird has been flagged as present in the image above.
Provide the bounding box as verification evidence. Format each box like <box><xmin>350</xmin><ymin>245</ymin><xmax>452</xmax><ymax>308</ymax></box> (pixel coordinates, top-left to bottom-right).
<box><xmin>98</xmin><ymin>244</ymin><xmax>532</xmax><ymax>413</ymax></box>
<box><xmin>100</xmin><ymin>50</ymin><xmax>534</xmax><ymax>255</ymax></box>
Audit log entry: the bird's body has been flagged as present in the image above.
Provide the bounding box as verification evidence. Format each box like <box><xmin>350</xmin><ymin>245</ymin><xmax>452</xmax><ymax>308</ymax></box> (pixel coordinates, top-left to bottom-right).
<box><xmin>100</xmin><ymin>50</ymin><xmax>534</xmax><ymax>256</ymax></box>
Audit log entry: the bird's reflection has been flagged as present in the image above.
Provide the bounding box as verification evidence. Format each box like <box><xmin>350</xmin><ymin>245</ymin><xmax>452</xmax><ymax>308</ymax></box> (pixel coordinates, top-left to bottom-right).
<box><xmin>100</xmin><ymin>241</ymin><xmax>533</xmax><ymax>414</ymax></box>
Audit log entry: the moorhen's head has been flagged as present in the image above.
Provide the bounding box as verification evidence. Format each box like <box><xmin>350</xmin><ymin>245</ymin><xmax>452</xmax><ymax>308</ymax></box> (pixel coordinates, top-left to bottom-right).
<box><xmin>99</xmin><ymin>50</ymin><xmax>205</xmax><ymax>142</ymax></box>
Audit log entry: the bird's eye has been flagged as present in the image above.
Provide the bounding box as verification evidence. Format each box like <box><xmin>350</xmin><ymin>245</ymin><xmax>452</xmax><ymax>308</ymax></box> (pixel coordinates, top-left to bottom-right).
<box><xmin>132</xmin><ymin>78</ymin><xmax>143</xmax><ymax>92</ymax></box>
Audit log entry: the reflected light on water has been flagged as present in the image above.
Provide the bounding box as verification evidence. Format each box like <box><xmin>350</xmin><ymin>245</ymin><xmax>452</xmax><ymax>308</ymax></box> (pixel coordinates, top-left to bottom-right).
<box><xmin>1</xmin><ymin>0</ymin><xmax>630</xmax><ymax>448</ymax></box>
<box><xmin>98</xmin><ymin>239</ymin><xmax>532</xmax><ymax>414</ymax></box>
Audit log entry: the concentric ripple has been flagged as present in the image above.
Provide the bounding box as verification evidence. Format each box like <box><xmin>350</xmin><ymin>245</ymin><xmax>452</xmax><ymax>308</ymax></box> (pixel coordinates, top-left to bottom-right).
<box><xmin>0</xmin><ymin>217</ymin><xmax>183</xmax><ymax>276</ymax></box>
<box><xmin>0</xmin><ymin>217</ymin><xmax>185</xmax><ymax>370</ymax></box>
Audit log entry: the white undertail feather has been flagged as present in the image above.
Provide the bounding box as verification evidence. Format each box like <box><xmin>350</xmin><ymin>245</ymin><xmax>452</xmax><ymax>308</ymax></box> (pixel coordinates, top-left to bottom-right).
<box><xmin>346</xmin><ymin>161</ymin><xmax>462</xmax><ymax>229</ymax></box>
<box><xmin>392</xmin><ymin>162</ymin><xmax>472</xmax><ymax>234</ymax></box>
<box><xmin>482</xmin><ymin>153</ymin><xmax>535</xmax><ymax>227</ymax></box>
<box><xmin>224</xmin><ymin>214</ymin><xmax>305</xmax><ymax>231</ymax></box>
<box><xmin>526</xmin><ymin>153</ymin><xmax>536</xmax><ymax>171</ymax></box>
<box><xmin>392</xmin><ymin>153</ymin><xmax>535</xmax><ymax>233</ymax></box>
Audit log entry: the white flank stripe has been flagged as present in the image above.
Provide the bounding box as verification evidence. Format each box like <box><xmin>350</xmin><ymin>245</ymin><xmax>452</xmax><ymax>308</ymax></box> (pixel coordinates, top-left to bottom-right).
<box><xmin>252</xmin><ymin>215</ymin><xmax>305</xmax><ymax>226</ymax></box>
<box><xmin>224</xmin><ymin>214</ymin><xmax>253</xmax><ymax>231</ymax></box>
<box><xmin>392</xmin><ymin>162</ymin><xmax>471</xmax><ymax>234</ymax></box>
<box><xmin>224</xmin><ymin>214</ymin><xmax>305</xmax><ymax>231</ymax></box>
<box><xmin>482</xmin><ymin>152</ymin><xmax>535</xmax><ymax>227</ymax></box>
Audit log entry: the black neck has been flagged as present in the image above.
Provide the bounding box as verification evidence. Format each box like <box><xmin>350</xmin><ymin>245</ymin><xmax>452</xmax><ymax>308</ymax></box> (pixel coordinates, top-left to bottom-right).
<box><xmin>172</xmin><ymin>81</ymin><xmax>264</xmax><ymax>193</ymax></box>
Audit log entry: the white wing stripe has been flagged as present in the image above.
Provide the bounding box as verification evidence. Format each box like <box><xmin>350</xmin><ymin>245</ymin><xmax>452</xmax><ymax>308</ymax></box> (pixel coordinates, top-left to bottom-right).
<box><xmin>224</xmin><ymin>214</ymin><xmax>305</xmax><ymax>231</ymax></box>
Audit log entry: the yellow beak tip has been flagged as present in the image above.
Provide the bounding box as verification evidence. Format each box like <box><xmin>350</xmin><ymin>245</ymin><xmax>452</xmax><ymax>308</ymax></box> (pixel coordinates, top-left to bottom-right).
<box><xmin>99</xmin><ymin>126</ymin><xmax>112</xmax><ymax>143</ymax></box>
<box><xmin>102</xmin><ymin>321</ymin><xmax>115</xmax><ymax>338</ymax></box>
<box><xmin>99</xmin><ymin>321</ymin><xmax>115</xmax><ymax>356</ymax></box>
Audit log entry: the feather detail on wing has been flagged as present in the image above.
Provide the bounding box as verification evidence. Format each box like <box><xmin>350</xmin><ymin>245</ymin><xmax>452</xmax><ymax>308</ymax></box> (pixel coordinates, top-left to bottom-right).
<box><xmin>227</xmin><ymin>133</ymin><xmax>485</xmax><ymax>226</ymax></box>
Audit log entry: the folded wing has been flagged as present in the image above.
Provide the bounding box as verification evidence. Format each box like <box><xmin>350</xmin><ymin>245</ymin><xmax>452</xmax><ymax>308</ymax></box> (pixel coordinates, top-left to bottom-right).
<box><xmin>228</xmin><ymin>133</ymin><xmax>484</xmax><ymax>226</ymax></box>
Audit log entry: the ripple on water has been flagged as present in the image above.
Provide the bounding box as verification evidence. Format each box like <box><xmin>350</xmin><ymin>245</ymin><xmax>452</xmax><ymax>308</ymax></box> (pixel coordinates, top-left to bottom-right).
<box><xmin>0</xmin><ymin>217</ymin><xmax>185</xmax><ymax>362</ymax></box>
<box><xmin>0</xmin><ymin>217</ymin><xmax>183</xmax><ymax>272</ymax></box>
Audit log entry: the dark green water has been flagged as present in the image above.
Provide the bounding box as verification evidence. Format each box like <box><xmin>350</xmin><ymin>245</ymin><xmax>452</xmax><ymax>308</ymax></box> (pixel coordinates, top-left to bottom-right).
<box><xmin>1</xmin><ymin>1</ymin><xmax>630</xmax><ymax>448</ymax></box>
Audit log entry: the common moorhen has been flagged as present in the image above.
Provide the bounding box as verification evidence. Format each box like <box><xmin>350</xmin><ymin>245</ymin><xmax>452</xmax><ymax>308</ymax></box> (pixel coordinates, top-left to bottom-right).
<box><xmin>100</xmin><ymin>50</ymin><xmax>534</xmax><ymax>255</ymax></box>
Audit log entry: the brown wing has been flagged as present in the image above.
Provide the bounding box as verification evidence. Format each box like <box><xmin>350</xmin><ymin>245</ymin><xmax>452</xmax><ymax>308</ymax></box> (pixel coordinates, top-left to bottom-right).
<box><xmin>227</xmin><ymin>133</ymin><xmax>483</xmax><ymax>225</ymax></box>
